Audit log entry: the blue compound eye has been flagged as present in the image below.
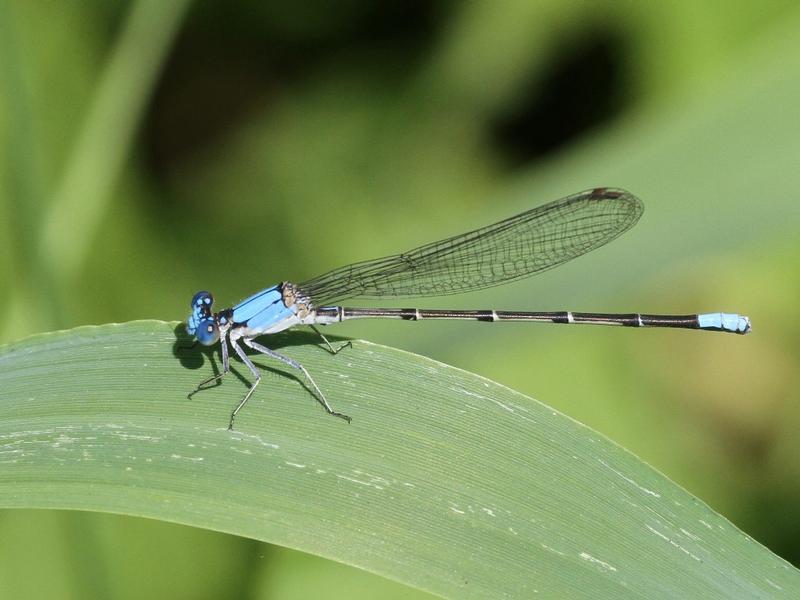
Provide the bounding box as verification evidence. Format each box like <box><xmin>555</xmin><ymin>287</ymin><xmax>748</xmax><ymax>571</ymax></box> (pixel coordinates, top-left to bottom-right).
<box><xmin>195</xmin><ymin>318</ymin><xmax>219</xmax><ymax>346</ymax></box>
<box><xmin>191</xmin><ymin>291</ymin><xmax>214</xmax><ymax>309</ymax></box>
<box><xmin>187</xmin><ymin>291</ymin><xmax>215</xmax><ymax>336</ymax></box>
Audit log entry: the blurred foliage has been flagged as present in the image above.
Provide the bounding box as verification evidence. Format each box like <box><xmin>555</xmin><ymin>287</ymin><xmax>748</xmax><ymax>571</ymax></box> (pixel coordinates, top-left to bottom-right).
<box><xmin>1</xmin><ymin>0</ymin><xmax>799</xmax><ymax>598</ymax></box>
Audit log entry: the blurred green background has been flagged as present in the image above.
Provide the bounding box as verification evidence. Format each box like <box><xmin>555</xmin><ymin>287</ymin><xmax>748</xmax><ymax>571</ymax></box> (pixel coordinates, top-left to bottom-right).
<box><xmin>1</xmin><ymin>0</ymin><xmax>799</xmax><ymax>598</ymax></box>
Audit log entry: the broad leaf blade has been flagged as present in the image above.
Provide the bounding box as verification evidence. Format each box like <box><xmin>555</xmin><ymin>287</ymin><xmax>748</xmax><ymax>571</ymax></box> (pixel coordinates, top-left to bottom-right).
<box><xmin>0</xmin><ymin>321</ymin><xmax>796</xmax><ymax>598</ymax></box>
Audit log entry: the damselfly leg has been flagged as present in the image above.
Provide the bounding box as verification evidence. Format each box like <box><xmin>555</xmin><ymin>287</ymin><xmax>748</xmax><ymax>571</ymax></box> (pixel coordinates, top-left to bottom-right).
<box><xmin>309</xmin><ymin>324</ymin><xmax>352</xmax><ymax>355</ymax></box>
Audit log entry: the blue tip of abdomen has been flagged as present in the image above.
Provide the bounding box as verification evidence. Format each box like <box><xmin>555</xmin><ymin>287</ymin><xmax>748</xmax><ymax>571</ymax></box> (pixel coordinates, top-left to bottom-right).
<box><xmin>698</xmin><ymin>312</ymin><xmax>751</xmax><ymax>334</ymax></box>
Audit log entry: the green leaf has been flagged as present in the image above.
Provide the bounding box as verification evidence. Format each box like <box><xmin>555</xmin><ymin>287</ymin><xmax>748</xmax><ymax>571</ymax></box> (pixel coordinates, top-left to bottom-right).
<box><xmin>0</xmin><ymin>321</ymin><xmax>797</xmax><ymax>598</ymax></box>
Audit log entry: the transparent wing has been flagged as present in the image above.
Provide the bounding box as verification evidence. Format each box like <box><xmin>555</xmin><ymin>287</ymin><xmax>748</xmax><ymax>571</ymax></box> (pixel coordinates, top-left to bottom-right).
<box><xmin>300</xmin><ymin>188</ymin><xmax>643</xmax><ymax>305</ymax></box>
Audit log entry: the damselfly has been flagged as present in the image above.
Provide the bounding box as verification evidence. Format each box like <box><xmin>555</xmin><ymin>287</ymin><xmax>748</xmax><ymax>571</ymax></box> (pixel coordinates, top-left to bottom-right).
<box><xmin>186</xmin><ymin>188</ymin><xmax>750</xmax><ymax>429</ymax></box>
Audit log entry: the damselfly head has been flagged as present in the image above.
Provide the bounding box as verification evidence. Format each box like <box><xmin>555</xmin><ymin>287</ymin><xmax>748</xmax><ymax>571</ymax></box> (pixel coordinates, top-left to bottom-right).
<box><xmin>186</xmin><ymin>291</ymin><xmax>219</xmax><ymax>345</ymax></box>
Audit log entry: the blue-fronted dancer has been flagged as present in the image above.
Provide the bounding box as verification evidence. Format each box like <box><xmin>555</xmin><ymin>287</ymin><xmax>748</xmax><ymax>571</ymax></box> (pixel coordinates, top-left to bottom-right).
<box><xmin>186</xmin><ymin>188</ymin><xmax>750</xmax><ymax>429</ymax></box>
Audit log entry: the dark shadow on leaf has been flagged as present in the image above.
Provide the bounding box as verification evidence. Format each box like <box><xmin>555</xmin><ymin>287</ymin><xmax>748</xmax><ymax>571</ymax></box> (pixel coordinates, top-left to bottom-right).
<box><xmin>172</xmin><ymin>323</ymin><xmax>205</xmax><ymax>369</ymax></box>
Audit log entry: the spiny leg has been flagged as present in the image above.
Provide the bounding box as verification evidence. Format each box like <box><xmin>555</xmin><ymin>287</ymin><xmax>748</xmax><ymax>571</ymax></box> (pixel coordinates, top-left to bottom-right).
<box><xmin>188</xmin><ymin>329</ymin><xmax>231</xmax><ymax>399</ymax></box>
<box><xmin>228</xmin><ymin>337</ymin><xmax>264</xmax><ymax>430</ymax></box>
<box><xmin>309</xmin><ymin>324</ymin><xmax>352</xmax><ymax>355</ymax></box>
<box><xmin>243</xmin><ymin>337</ymin><xmax>351</xmax><ymax>424</ymax></box>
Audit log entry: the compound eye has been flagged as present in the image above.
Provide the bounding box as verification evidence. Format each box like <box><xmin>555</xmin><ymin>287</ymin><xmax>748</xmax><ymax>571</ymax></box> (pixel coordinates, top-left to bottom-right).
<box><xmin>190</xmin><ymin>291</ymin><xmax>214</xmax><ymax>310</ymax></box>
<box><xmin>195</xmin><ymin>319</ymin><xmax>219</xmax><ymax>346</ymax></box>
